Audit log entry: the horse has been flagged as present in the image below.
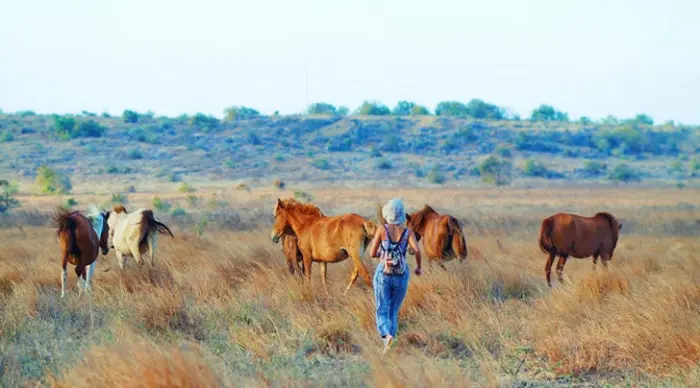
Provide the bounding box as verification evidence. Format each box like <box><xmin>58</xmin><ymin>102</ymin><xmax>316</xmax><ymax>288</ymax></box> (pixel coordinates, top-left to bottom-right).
<box><xmin>106</xmin><ymin>205</ymin><xmax>174</xmax><ymax>269</ymax></box>
<box><xmin>270</xmin><ymin>198</ymin><xmax>377</xmax><ymax>293</ymax></box>
<box><xmin>377</xmin><ymin>203</ymin><xmax>467</xmax><ymax>269</ymax></box>
<box><xmin>281</xmin><ymin>233</ymin><xmax>304</xmax><ymax>275</ymax></box>
<box><xmin>53</xmin><ymin>207</ymin><xmax>110</xmax><ymax>298</ymax></box>
<box><xmin>538</xmin><ymin>212</ymin><xmax>622</xmax><ymax>287</ymax></box>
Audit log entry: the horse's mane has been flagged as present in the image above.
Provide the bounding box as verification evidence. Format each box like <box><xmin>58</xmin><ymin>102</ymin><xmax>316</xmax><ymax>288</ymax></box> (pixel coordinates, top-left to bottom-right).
<box><xmin>595</xmin><ymin>212</ymin><xmax>620</xmax><ymax>245</ymax></box>
<box><xmin>280</xmin><ymin>198</ymin><xmax>323</xmax><ymax>216</ymax></box>
<box><xmin>52</xmin><ymin>207</ymin><xmax>82</xmax><ymax>235</ymax></box>
<box><xmin>408</xmin><ymin>204</ymin><xmax>438</xmax><ymax>229</ymax></box>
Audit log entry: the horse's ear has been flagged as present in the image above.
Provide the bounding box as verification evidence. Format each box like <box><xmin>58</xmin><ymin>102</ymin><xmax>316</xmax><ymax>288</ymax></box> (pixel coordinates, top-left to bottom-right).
<box><xmin>277</xmin><ymin>198</ymin><xmax>284</xmax><ymax>208</ymax></box>
<box><xmin>618</xmin><ymin>223</ymin><xmax>622</xmax><ymax>230</ymax></box>
<box><xmin>405</xmin><ymin>213</ymin><xmax>411</xmax><ymax>222</ymax></box>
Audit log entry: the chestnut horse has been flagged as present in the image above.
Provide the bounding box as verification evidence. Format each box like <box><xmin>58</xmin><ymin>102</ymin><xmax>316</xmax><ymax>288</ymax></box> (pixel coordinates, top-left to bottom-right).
<box><xmin>539</xmin><ymin>212</ymin><xmax>622</xmax><ymax>287</ymax></box>
<box><xmin>106</xmin><ymin>205</ymin><xmax>174</xmax><ymax>269</ymax></box>
<box><xmin>378</xmin><ymin>204</ymin><xmax>467</xmax><ymax>268</ymax></box>
<box><xmin>281</xmin><ymin>233</ymin><xmax>304</xmax><ymax>275</ymax></box>
<box><xmin>53</xmin><ymin>207</ymin><xmax>110</xmax><ymax>298</ymax></box>
<box><xmin>270</xmin><ymin>198</ymin><xmax>377</xmax><ymax>292</ymax></box>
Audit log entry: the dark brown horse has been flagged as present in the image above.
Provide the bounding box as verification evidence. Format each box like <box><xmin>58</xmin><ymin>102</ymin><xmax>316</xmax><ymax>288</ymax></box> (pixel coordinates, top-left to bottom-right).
<box><xmin>281</xmin><ymin>233</ymin><xmax>304</xmax><ymax>274</ymax></box>
<box><xmin>270</xmin><ymin>198</ymin><xmax>377</xmax><ymax>293</ymax></box>
<box><xmin>378</xmin><ymin>204</ymin><xmax>467</xmax><ymax>268</ymax></box>
<box><xmin>539</xmin><ymin>212</ymin><xmax>622</xmax><ymax>287</ymax></box>
<box><xmin>53</xmin><ymin>207</ymin><xmax>110</xmax><ymax>298</ymax></box>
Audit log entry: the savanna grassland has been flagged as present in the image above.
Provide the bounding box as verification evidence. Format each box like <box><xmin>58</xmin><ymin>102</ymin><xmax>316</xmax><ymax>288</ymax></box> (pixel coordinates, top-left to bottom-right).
<box><xmin>1</xmin><ymin>185</ymin><xmax>699</xmax><ymax>387</ymax></box>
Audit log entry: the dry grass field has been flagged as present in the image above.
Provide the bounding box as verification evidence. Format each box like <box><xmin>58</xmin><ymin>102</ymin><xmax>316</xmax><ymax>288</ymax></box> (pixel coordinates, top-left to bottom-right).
<box><xmin>1</xmin><ymin>185</ymin><xmax>699</xmax><ymax>387</ymax></box>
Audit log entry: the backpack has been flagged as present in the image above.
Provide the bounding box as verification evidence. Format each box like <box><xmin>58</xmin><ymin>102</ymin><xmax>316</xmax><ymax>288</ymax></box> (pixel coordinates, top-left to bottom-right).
<box><xmin>380</xmin><ymin>225</ymin><xmax>409</xmax><ymax>276</ymax></box>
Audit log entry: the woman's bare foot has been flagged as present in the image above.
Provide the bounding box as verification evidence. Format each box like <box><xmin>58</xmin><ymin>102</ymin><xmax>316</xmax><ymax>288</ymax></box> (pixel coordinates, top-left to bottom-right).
<box><xmin>383</xmin><ymin>334</ymin><xmax>394</xmax><ymax>355</ymax></box>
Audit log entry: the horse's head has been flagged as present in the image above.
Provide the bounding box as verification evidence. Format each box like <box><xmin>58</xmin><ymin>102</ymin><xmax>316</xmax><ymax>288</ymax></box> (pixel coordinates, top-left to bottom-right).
<box><xmin>270</xmin><ymin>198</ymin><xmax>291</xmax><ymax>243</ymax></box>
<box><xmin>98</xmin><ymin>210</ymin><xmax>111</xmax><ymax>255</ymax></box>
<box><xmin>106</xmin><ymin>204</ymin><xmax>128</xmax><ymax>248</ymax></box>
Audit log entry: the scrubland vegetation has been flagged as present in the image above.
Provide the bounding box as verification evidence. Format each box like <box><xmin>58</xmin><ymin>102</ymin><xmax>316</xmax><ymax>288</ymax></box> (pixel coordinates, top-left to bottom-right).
<box><xmin>1</xmin><ymin>186</ymin><xmax>699</xmax><ymax>387</ymax></box>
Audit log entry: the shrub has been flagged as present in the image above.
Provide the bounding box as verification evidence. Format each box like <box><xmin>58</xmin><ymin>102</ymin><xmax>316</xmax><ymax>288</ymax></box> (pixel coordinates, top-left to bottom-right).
<box><xmin>273</xmin><ymin>178</ymin><xmax>285</xmax><ymax>189</ymax></box>
<box><xmin>64</xmin><ymin>197</ymin><xmax>78</xmax><ymax>208</ymax></box>
<box><xmin>294</xmin><ymin>191</ymin><xmax>314</xmax><ymax>202</ymax></box>
<box><xmin>579</xmin><ymin>161</ymin><xmax>608</xmax><ymax>177</ymax></box>
<box><xmin>235</xmin><ymin>183</ymin><xmax>251</xmax><ymax>193</ymax></box>
<box><xmin>1</xmin><ymin>131</ymin><xmax>14</xmax><ymax>142</ymax></box>
<box><xmin>311</xmin><ymin>158</ymin><xmax>330</xmax><ymax>170</ymax></box>
<box><xmin>0</xmin><ymin>180</ymin><xmax>20</xmax><ymax>213</ymax></box>
<box><xmin>74</xmin><ymin>120</ymin><xmax>106</xmax><ymax>138</ymax></box>
<box><xmin>171</xmin><ymin>206</ymin><xmax>187</xmax><ymax>217</ymax></box>
<box><xmin>110</xmin><ymin>193</ymin><xmax>128</xmax><ymax>205</ymax></box>
<box><xmin>495</xmin><ymin>146</ymin><xmax>513</xmax><ymax>158</ymax></box>
<box><xmin>608</xmin><ymin>163</ymin><xmax>642</xmax><ymax>183</ymax></box>
<box><xmin>152</xmin><ymin>197</ymin><xmax>172</xmax><ymax>213</ymax></box>
<box><xmin>375</xmin><ymin>158</ymin><xmax>392</xmax><ymax>170</ymax></box>
<box><xmin>522</xmin><ymin>159</ymin><xmax>564</xmax><ymax>179</ymax></box>
<box><xmin>223</xmin><ymin>106</ymin><xmax>260</xmax><ymax>121</ymax></box>
<box><xmin>195</xmin><ymin>216</ymin><xmax>208</xmax><ymax>237</ymax></box>
<box><xmin>123</xmin><ymin>110</ymin><xmax>139</xmax><ymax>123</ymax></box>
<box><xmin>127</xmin><ymin>149</ymin><xmax>143</xmax><ymax>160</ymax></box>
<box><xmin>426</xmin><ymin>169</ymin><xmax>446</xmax><ymax>184</ymax></box>
<box><xmin>354</xmin><ymin>101</ymin><xmax>391</xmax><ymax>116</ymax></box>
<box><xmin>187</xmin><ymin>195</ymin><xmax>200</xmax><ymax>207</ymax></box>
<box><xmin>369</xmin><ymin>146</ymin><xmax>383</xmax><ymax>158</ymax></box>
<box><xmin>479</xmin><ymin>155</ymin><xmax>513</xmax><ymax>187</ymax></box>
<box><xmin>35</xmin><ymin>166</ymin><xmax>72</xmax><ymax>194</ymax></box>
<box><xmin>178</xmin><ymin>182</ymin><xmax>196</xmax><ymax>193</ymax></box>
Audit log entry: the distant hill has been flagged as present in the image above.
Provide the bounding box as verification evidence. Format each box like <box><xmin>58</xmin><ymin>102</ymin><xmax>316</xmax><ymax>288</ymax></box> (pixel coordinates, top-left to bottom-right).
<box><xmin>1</xmin><ymin>110</ymin><xmax>699</xmax><ymax>189</ymax></box>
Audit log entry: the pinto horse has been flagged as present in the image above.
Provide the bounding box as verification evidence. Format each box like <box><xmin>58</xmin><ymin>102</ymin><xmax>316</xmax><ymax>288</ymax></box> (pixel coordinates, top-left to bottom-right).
<box><xmin>270</xmin><ymin>198</ymin><xmax>377</xmax><ymax>292</ymax></box>
<box><xmin>106</xmin><ymin>205</ymin><xmax>174</xmax><ymax>269</ymax></box>
<box><xmin>378</xmin><ymin>204</ymin><xmax>467</xmax><ymax>268</ymax></box>
<box><xmin>53</xmin><ymin>207</ymin><xmax>110</xmax><ymax>298</ymax></box>
<box><xmin>539</xmin><ymin>212</ymin><xmax>622</xmax><ymax>287</ymax></box>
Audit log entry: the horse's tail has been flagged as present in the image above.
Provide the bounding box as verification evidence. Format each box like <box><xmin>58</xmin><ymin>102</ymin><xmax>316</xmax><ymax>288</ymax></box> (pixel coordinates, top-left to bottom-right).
<box><xmin>362</xmin><ymin>220</ymin><xmax>377</xmax><ymax>248</ymax></box>
<box><xmin>139</xmin><ymin>209</ymin><xmax>174</xmax><ymax>243</ymax></box>
<box><xmin>447</xmin><ymin>216</ymin><xmax>468</xmax><ymax>261</ymax></box>
<box><xmin>539</xmin><ymin>216</ymin><xmax>556</xmax><ymax>255</ymax></box>
<box><xmin>53</xmin><ymin>208</ymin><xmax>82</xmax><ymax>270</ymax></box>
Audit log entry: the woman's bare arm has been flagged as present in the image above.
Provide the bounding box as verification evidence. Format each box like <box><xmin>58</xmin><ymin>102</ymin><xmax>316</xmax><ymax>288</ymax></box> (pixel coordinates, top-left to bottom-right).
<box><xmin>408</xmin><ymin>230</ymin><xmax>422</xmax><ymax>274</ymax></box>
<box><xmin>369</xmin><ymin>227</ymin><xmax>383</xmax><ymax>258</ymax></box>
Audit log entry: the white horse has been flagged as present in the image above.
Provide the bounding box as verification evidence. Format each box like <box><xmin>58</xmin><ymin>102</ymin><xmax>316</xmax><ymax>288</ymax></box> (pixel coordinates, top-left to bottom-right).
<box><xmin>106</xmin><ymin>205</ymin><xmax>174</xmax><ymax>269</ymax></box>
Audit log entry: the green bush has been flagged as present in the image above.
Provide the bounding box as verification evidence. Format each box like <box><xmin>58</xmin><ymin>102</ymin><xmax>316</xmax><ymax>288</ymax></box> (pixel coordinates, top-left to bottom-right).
<box><xmin>178</xmin><ymin>182</ymin><xmax>196</xmax><ymax>193</ymax></box>
<box><xmin>608</xmin><ymin>163</ymin><xmax>642</xmax><ymax>183</ymax></box>
<box><xmin>311</xmin><ymin>158</ymin><xmax>330</xmax><ymax>170</ymax></box>
<box><xmin>152</xmin><ymin>197</ymin><xmax>172</xmax><ymax>213</ymax></box>
<box><xmin>171</xmin><ymin>206</ymin><xmax>187</xmax><ymax>217</ymax></box>
<box><xmin>64</xmin><ymin>197</ymin><xmax>78</xmax><ymax>208</ymax></box>
<box><xmin>580</xmin><ymin>161</ymin><xmax>608</xmax><ymax>177</ymax></box>
<box><xmin>479</xmin><ymin>155</ymin><xmax>513</xmax><ymax>187</ymax></box>
<box><xmin>426</xmin><ymin>169</ymin><xmax>446</xmax><ymax>184</ymax></box>
<box><xmin>0</xmin><ymin>180</ymin><xmax>20</xmax><ymax>213</ymax></box>
<box><xmin>1</xmin><ymin>131</ymin><xmax>14</xmax><ymax>142</ymax></box>
<box><xmin>375</xmin><ymin>158</ymin><xmax>392</xmax><ymax>170</ymax></box>
<box><xmin>35</xmin><ymin>166</ymin><xmax>72</xmax><ymax>194</ymax></box>
<box><xmin>127</xmin><ymin>149</ymin><xmax>143</xmax><ymax>160</ymax></box>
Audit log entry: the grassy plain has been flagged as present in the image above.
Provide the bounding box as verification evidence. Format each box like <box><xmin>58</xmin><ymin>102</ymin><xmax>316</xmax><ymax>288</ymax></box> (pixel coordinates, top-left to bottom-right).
<box><xmin>1</xmin><ymin>185</ymin><xmax>699</xmax><ymax>387</ymax></box>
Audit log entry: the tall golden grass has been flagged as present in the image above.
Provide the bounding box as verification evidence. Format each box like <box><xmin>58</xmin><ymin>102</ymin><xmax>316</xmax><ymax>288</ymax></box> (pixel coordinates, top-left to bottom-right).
<box><xmin>1</xmin><ymin>187</ymin><xmax>699</xmax><ymax>387</ymax></box>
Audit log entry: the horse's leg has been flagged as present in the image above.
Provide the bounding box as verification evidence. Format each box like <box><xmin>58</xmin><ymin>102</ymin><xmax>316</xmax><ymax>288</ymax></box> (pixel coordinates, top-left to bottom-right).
<box><xmin>130</xmin><ymin>241</ymin><xmax>144</xmax><ymax>268</ymax></box>
<box><xmin>345</xmin><ymin>266</ymin><xmax>360</xmax><ymax>294</ymax></box>
<box><xmin>302</xmin><ymin>253</ymin><xmax>313</xmax><ymax>285</ymax></box>
<box><xmin>545</xmin><ymin>253</ymin><xmax>555</xmax><ymax>287</ymax></box>
<box><xmin>116</xmin><ymin>251</ymin><xmax>126</xmax><ymax>269</ymax></box>
<box><xmin>351</xmin><ymin>245</ymin><xmax>372</xmax><ymax>290</ymax></box>
<box><xmin>592</xmin><ymin>253</ymin><xmax>599</xmax><ymax>271</ymax></box>
<box><xmin>320</xmin><ymin>262</ymin><xmax>328</xmax><ymax>291</ymax></box>
<box><xmin>85</xmin><ymin>260</ymin><xmax>96</xmax><ymax>294</ymax></box>
<box><xmin>148</xmin><ymin>234</ymin><xmax>157</xmax><ymax>267</ymax></box>
<box><xmin>556</xmin><ymin>255</ymin><xmax>568</xmax><ymax>284</ymax></box>
<box><xmin>61</xmin><ymin>257</ymin><xmax>68</xmax><ymax>299</ymax></box>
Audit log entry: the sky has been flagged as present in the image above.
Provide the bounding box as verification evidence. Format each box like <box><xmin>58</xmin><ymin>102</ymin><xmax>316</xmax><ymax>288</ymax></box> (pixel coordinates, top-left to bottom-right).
<box><xmin>1</xmin><ymin>0</ymin><xmax>699</xmax><ymax>123</ymax></box>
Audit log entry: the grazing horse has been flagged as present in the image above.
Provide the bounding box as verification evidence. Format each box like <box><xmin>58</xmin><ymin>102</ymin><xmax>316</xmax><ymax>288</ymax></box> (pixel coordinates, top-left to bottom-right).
<box><xmin>53</xmin><ymin>207</ymin><xmax>110</xmax><ymax>298</ymax></box>
<box><xmin>270</xmin><ymin>198</ymin><xmax>377</xmax><ymax>292</ymax></box>
<box><xmin>539</xmin><ymin>212</ymin><xmax>622</xmax><ymax>287</ymax></box>
<box><xmin>378</xmin><ymin>204</ymin><xmax>467</xmax><ymax>268</ymax></box>
<box><xmin>106</xmin><ymin>205</ymin><xmax>174</xmax><ymax>269</ymax></box>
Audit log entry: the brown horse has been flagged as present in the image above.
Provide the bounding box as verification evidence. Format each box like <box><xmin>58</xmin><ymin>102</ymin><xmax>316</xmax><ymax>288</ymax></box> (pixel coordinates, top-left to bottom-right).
<box><xmin>539</xmin><ymin>212</ymin><xmax>622</xmax><ymax>287</ymax></box>
<box><xmin>378</xmin><ymin>204</ymin><xmax>467</xmax><ymax>268</ymax></box>
<box><xmin>270</xmin><ymin>198</ymin><xmax>377</xmax><ymax>292</ymax></box>
<box><xmin>53</xmin><ymin>207</ymin><xmax>110</xmax><ymax>298</ymax></box>
<box><xmin>281</xmin><ymin>233</ymin><xmax>304</xmax><ymax>274</ymax></box>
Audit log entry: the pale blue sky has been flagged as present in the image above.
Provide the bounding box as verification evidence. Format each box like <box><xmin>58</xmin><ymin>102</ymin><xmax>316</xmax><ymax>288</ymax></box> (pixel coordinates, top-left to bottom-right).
<box><xmin>1</xmin><ymin>0</ymin><xmax>698</xmax><ymax>123</ymax></box>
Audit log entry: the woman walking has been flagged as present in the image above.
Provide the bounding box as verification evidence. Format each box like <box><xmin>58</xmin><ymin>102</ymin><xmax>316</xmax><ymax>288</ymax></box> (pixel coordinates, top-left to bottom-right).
<box><xmin>369</xmin><ymin>198</ymin><xmax>422</xmax><ymax>354</ymax></box>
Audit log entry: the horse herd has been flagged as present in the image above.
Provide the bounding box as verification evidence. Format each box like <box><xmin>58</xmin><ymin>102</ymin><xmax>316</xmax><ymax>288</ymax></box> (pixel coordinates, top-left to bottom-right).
<box><xmin>52</xmin><ymin>198</ymin><xmax>622</xmax><ymax>298</ymax></box>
